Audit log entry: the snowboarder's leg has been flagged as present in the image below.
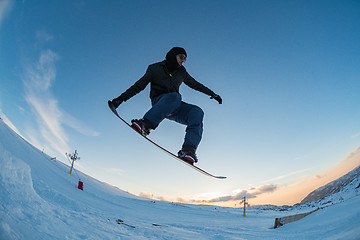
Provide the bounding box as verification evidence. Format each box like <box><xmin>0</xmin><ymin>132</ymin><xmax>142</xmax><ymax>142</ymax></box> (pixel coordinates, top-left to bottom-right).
<box><xmin>143</xmin><ymin>92</ymin><xmax>182</xmax><ymax>129</ymax></box>
<box><xmin>167</xmin><ymin>102</ymin><xmax>204</xmax><ymax>151</ymax></box>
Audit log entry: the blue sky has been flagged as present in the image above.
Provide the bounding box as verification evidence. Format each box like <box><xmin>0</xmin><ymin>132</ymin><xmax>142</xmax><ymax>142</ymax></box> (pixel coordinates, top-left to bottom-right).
<box><xmin>1</xmin><ymin>0</ymin><xmax>360</xmax><ymax>206</ymax></box>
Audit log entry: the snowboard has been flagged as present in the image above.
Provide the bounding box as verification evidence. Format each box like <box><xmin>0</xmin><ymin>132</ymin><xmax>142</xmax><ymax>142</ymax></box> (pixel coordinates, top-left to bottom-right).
<box><xmin>108</xmin><ymin>101</ymin><xmax>226</xmax><ymax>179</ymax></box>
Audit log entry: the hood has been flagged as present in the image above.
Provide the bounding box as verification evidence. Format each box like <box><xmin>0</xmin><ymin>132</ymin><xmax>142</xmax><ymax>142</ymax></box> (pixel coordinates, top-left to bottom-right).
<box><xmin>165</xmin><ymin>47</ymin><xmax>187</xmax><ymax>73</ymax></box>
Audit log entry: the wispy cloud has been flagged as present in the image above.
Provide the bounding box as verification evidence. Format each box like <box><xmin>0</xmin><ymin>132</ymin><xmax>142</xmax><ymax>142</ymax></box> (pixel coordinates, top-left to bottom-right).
<box><xmin>138</xmin><ymin>192</ymin><xmax>154</xmax><ymax>199</ymax></box>
<box><xmin>351</xmin><ymin>132</ymin><xmax>360</xmax><ymax>139</ymax></box>
<box><xmin>36</xmin><ymin>30</ymin><xmax>54</xmax><ymax>42</ymax></box>
<box><xmin>62</xmin><ymin>112</ymin><xmax>100</xmax><ymax>137</ymax></box>
<box><xmin>103</xmin><ymin>168</ymin><xmax>125</xmax><ymax>177</ymax></box>
<box><xmin>206</xmin><ymin>184</ymin><xmax>278</xmax><ymax>203</ymax></box>
<box><xmin>0</xmin><ymin>0</ymin><xmax>13</xmax><ymax>29</ymax></box>
<box><xmin>24</xmin><ymin>49</ymin><xmax>69</xmax><ymax>155</ymax></box>
<box><xmin>23</xmin><ymin>49</ymin><xmax>99</xmax><ymax>156</ymax></box>
<box><xmin>262</xmin><ymin>167</ymin><xmax>314</xmax><ymax>183</ymax></box>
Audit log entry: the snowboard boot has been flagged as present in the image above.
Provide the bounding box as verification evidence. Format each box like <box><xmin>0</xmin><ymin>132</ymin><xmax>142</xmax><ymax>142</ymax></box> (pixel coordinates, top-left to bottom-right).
<box><xmin>131</xmin><ymin>118</ymin><xmax>152</xmax><ymax>136</ymax></box>
<box><xmin>178</xmin><ymin>147</ymin><xmax>198</xmax><ymax>165</ymax></box>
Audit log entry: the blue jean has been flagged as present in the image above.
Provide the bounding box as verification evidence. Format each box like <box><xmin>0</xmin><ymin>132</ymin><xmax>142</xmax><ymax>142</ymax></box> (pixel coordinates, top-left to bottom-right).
<box><xmin>143</xmin><ymin>92</ymin><xmax>204</xmax><ymax>151</ymax></box>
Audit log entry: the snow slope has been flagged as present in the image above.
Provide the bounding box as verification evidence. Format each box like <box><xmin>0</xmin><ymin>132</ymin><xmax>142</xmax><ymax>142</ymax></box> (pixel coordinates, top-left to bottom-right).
<box><xmin>1</xmin><ymin>120</ymin><xmax>359</xmax><ymax>240</ymax></box>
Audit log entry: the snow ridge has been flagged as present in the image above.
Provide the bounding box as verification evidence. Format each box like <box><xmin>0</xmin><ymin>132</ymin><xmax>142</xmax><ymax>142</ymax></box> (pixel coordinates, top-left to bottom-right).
<box><xmin>301</xmin><ymin>165</ymin><xmax>360</xmax><ymax>203</ymax></box>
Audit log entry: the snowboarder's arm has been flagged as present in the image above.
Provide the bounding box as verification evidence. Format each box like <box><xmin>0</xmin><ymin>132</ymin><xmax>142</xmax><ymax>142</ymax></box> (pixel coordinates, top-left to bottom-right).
<box><xmin>183</xmin><ymin>72</ymin><xmax>215</xmax><ymax>96</ymax></box>
<box><xmin>116</xmin><ymin>66</ymin><xmax>152</xmax><ymax>102</ymax></box>
<box><xmin>183</xmin><ymin>72</ymin><xmax>222</xmax><ymax>104</ymax></box>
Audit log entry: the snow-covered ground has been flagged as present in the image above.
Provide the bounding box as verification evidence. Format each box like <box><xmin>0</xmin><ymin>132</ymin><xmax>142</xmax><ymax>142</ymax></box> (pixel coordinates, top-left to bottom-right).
<box><xmin>1</xmin><ymin>120</ymin><xmax>359</xmax><ymax>240</ymax></box>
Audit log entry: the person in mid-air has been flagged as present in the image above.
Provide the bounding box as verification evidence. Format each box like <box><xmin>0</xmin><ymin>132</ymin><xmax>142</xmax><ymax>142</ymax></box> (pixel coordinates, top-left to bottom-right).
<box><xmin>110</xmin><ymin>47</ymin><xmax>222</xmax><ymax>165</ymax></box>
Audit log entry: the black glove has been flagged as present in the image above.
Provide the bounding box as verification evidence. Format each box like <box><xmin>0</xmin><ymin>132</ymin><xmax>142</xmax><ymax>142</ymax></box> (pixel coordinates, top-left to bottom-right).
<box><xmin>211</xmin><ymin>94</ymin><xmax>222</xmax><ymax>104</ymax></box>
<box><xmin>111</xmin><ymin>97</ymin><xmax>123</xmax><ymax>109</ymax></box>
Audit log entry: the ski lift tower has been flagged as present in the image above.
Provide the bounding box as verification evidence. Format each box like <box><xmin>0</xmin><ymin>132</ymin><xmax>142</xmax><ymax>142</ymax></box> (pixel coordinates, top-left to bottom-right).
<box><xmin>67</xmin><ymin>150</ymin><xmax>80</xmax><ymax>175</ymax></box>
<box><xmin>242</xmin><ymin>196</ymin><xmax>248</xmax><ymax>217</ymax></box>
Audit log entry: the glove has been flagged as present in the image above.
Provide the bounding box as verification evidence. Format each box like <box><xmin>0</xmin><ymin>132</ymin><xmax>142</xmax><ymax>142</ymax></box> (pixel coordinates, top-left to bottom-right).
<box><xmin>210</xmin><ymin>94</ymin><xmax>222</xmax><ymax>104</ymax></box>
<box><xmin>111</xmin><ymin>97</ymin><xmax>123</xmax><ymax>109</ymax></box>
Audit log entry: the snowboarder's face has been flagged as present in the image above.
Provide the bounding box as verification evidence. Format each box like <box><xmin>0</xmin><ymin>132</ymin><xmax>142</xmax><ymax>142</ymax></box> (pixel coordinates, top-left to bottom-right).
<box><xmin>176</xmin><ymin>54</ymin><xmax>186</xmax><ymax>66</ymax></box>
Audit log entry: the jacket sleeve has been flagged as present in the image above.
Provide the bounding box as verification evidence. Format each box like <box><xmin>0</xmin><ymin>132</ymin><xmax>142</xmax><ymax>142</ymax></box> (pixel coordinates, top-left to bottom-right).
<box><xmin>118</xmin><ymin>65</ymin><xmax>152</xmax><ymax>102</ymax></box>
<box><xmin>183</xmin><ymin>71</ymin><xmax>215</xmax><ymax>97</ymax></box>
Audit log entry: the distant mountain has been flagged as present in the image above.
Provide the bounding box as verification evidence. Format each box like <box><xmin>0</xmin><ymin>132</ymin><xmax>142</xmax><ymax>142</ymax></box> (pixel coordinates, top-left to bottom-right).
<box><xmin>301</xmin><ymin>165</ymin><xmax>360</xmax><ymax>204</ymax></box>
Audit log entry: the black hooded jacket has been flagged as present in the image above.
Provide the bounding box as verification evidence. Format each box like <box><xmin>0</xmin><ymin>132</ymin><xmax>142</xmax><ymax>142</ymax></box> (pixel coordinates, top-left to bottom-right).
<box><xmin>117</xmin><ymin>50</ymin><xmax>215</xmax><ymax>102</ymax></box>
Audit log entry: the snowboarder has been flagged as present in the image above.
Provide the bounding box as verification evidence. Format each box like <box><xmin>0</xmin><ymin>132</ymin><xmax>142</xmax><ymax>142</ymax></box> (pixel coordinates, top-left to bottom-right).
<box><xmin>110</xmin><ymin>47</ymin><xmax>222</xmax><ymax>165</ymax></box>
